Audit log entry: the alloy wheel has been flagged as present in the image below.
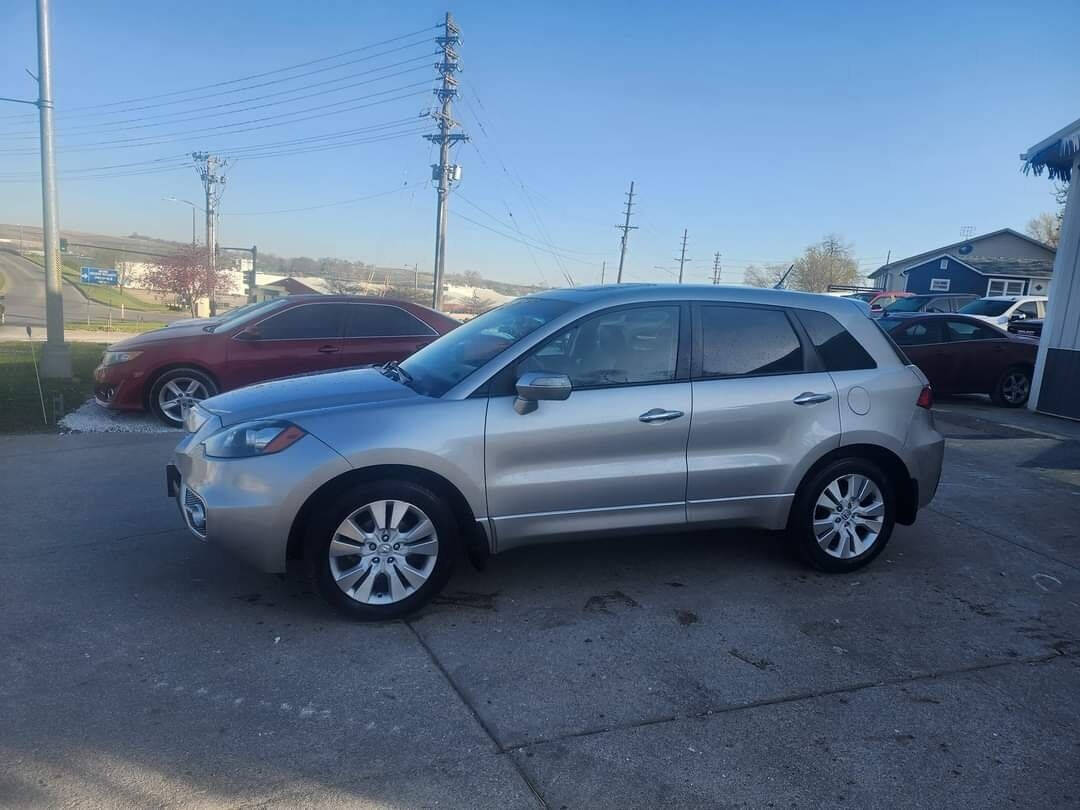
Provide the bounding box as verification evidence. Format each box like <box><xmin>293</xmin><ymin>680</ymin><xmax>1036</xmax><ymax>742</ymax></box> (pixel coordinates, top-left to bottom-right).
<box><xmin>328</xmin><ymin>499</ymin><xmax>439</xmax><ymax>605</ymax></box>
<box><xmin>158</xmin><ymin>377</ymin><xmax>211</xmax><ymax>422</ymax></box>
<box><xmin>812</xmin><ymin>474</ymin><xmax>885</xmax><ymax>559</ymax></box>
<box><xmin>1001</xmin><ymin>371</ymin><xmax>1030</xmax><ymax>405</ymax></box>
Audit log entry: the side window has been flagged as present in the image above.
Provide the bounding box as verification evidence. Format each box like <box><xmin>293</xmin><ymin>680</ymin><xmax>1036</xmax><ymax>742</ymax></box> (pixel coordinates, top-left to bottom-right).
<box><xmin>795</xmin><ymin>309</ymin><xmax>876</xmax><ymax>371</ymax></box>
<box><xmin>700</xmin><ymin>306</ymin><xmax>803</xmax><ymax>378</ymax></box>
<box><xmin>256</xmin><ymin>304</ymin><xmax>341</xmax><ymax>340</ymax></box>
<box><xmin>945</xmin><ymin>320</ymin><xmax>999</xmax><ymax>341</ymax></box>
<box><xmin>925</xmin><ymin>298</ymin><xmax>949</xmax><ymax>313</ymax></box>
<box><xmin>344</xmin><ymin>304</ymin><xmax>436</xmax><ymax>338</ymax></box>
<box><xmin>516</xmin><ymin>306</ymin><xmax>679</xmax><ymax>388</ymax></box>
<box><xmin>892</xmin><ymin>320</ymin><xmax>944</xmax><ymax>346</ymax></box>
<box><xmin>1015</xmin><ymin>301</ymin><xmax>1039</xmax><ymax>319</ymax></box>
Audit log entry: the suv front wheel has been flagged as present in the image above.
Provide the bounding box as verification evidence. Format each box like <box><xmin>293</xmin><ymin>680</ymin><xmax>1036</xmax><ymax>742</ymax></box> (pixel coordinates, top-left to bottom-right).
<box><xmin>307</xmin><ymin>480</ymin><xmax>458</xmax><ymax>620</ymax></box>
<box><xmin>790</xmin><ymin>458</ymin><xmax>895</xmax><ymax>572</ymax></box>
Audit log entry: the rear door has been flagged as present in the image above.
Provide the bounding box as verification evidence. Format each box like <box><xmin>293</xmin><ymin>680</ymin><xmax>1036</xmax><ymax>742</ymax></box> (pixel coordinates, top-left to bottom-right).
<box><xmin>889</xmin><ymin>318</ymin><xmax>951</xmax><ymax>390</ymax></box>
<box><xmin>225</xmin><ymin>301</ymin><xmax>345</xmax><ymax>387</ymax></box>
<box><xmin>686</xmin><ymin>304</ymin><xmax>840</xmax><ymax>526</ymax></box>
<box><xmin>943</xmin><ymin>318</ymin><xmax>1009</xmax><ymax>393</ymax></box>
<box><xmin>484</xmin><ymin>304</ymin><xmax>691</xmax><ymax>548</ymax></box>
<box><xmin>340</xmin><ymin>303</ymin><xmax>440</xmax><ymax>368</ymax></box>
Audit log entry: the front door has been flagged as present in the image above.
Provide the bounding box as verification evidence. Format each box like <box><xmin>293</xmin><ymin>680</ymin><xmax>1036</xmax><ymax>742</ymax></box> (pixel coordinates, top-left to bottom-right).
<box><xmin>686</xmin><ymin>304</ymin><xmax>841</xmax><ymax>525</ymax></box>
<box><xmin>225</xmin><ymin>301</ymin><xmax>344</xmax><ymax>388</ymax></box>
<box><xmin>484</xmin><ymin>304</ymin><xmax>690</xmax><ymax>550</ymax></box>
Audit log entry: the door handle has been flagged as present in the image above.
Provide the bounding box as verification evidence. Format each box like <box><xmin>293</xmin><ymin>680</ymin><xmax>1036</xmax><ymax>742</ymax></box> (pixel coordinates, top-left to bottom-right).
<box><xmin>317</xmin><ymin>345</ymin><xmax>341</xmax><ymax>354</ymax></box>
<box><xmin>639</xmin><ymin>408</ymin><xmax>684</xmax><ymax>423</ymax></box>
<box><xmin>793</xmin><ymin>392</ymin><xmax>832</xmax><ymax>406</ymax></box>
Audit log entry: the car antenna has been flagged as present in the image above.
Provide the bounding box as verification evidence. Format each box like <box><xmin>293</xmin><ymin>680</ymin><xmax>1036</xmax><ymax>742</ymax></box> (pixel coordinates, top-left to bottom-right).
<box><xmin>773</xmin><ymin>265</ymin><xmax>795</xmax><ymax>290</ymax></box>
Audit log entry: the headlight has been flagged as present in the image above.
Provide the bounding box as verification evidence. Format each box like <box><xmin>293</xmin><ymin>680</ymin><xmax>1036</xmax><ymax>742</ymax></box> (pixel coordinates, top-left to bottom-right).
<box><xmin>183</xmin><ymin>403</ymin><xmax>212</xmax><ymax>434</ymax></box>
<box><xmin>101</xmin><ymin>350</ymin><xmax>142</xmax><ymax>366</ymax></box>
<box><xmin>202</xmin><ymin>420</ymin><xmax>306</xmax><ymax>459</ymax></box>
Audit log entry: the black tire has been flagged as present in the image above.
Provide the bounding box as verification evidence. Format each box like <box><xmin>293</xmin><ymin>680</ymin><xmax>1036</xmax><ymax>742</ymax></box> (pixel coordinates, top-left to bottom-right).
<box><xmin>306</xmin><ymin>479</ymin><xmax>458</xmax><ymax>621</ymax></box>
<box><xmin>148</xmin><ymin>367</ymin><xmax>218</xmax><ymax>426</ymax></box>
<box><xmin>789</xmin><ymin>457</ymin><xmax>895</xmax><ymax>573</ymax></box>
<box><xmin>991</xmin><ymin>365</ymin><xmax>1032</xmax><ymax>408</ymax></box>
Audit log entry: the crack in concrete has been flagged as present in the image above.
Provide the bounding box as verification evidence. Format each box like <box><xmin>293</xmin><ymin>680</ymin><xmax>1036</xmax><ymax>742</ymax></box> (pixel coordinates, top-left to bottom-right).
<box><xmin>929</xmin><ymin>506</ymin><xmax>1080</xmax><ymax>573</ymax></box>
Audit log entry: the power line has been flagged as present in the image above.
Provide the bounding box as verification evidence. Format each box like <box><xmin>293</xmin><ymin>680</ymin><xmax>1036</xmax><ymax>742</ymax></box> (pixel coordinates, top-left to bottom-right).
<box><xmin>224</xmin><ymin>186</ymin><xmax>412</xmax><ymax>216</ymax></box>
<box><xmin>0</xmin><ymin>83</ymin><xmax>432</xmax><ymax>155</ymax></box>
<box><xmin>456</xmin><ymin>192</ymin><xmax>602</xmax><ymax>257</ymax></box>
<box><xmin>0</xmin><ymin>24</ymin><xmax>441</xmax><ymax>123</ymax></box>
<box><xmin>450</xmin><ymin>210</ymin><xmax>597</xmax><ymax>267</ymax></box>
<box><xmin>0</xmin><ymin>56</ymin><xmax>437</xmax><ymax>140</ymax></box>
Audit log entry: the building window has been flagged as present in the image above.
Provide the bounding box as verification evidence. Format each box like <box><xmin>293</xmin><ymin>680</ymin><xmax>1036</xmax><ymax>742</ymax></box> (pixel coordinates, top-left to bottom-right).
<box><xmin>986</xmin><ymin>278</ymin><xmax>1025</xmax><ymax>297</ymax></box>
<box><xmin>939</xmin><ymin>258</ymin><xmax>949</xmax><ymax>270</ymax></box>
<box><xmin>929</xmin><ymin>278</ymin><xmax>951</xmax><ymax>292</ymax></box>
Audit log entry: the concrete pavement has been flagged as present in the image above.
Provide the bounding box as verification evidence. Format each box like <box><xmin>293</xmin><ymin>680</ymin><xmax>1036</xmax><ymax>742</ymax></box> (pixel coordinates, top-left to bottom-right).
<box><xmin>0</xmin><ymin>406</ymin><xmax>1077</xmax><ymax>808</ymax></box>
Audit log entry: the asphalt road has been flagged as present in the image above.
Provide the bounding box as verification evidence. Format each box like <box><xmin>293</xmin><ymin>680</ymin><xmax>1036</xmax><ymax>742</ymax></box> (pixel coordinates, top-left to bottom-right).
<box><xmin>1</xmin><ymin>404</ymin><xmax>1078</xmax><ymax>808</ymax></box>
<box><xmin>0</xmin><ymin>250</ymin><xmax>182</xmax><ymax>328</ymax></box>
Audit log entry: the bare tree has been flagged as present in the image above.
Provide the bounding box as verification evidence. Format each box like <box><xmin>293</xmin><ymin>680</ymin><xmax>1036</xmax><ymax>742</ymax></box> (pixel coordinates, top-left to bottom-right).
<box><xmin>744</xmin><ymin>264</ymin><xmax>789</xmax><ymax>288</ymax></box>
<box><xmin>1026</xmin><ymin>211</ymin><xmax>1061</xmax><ymax>248</ymax></box>
<box><xmin>324</xmin><ymin>276</ymin><xmax>364</xmax><ymax>295</ymax></box>
<box><xmin>792</xmin><ymin>234</ymin><xmax>860</xmax><ymax>292</ymax></box>
<box><xmin>143</xmin><ymin>245</ymin><xmax>233</xmax><ymax>317</ymax></box>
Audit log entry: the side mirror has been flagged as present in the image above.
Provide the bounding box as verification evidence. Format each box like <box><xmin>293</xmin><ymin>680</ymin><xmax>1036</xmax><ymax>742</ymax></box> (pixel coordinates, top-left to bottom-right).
<box><xmin>870</xmin><ymin>303</ymin><xmax>883</xmax><ymax>311</ymax></box>
<box><xmin>514</xmin><ymin>371</ymin><xmax>572</xmax><ymax>414</ymax></box>
<box><xmin>235</xmin><ymin>326</ymin><xmax>261</xmax><ymax>341</ymax></box>
<box><xmin>1008</xmin><ymin>312</ymin><xmax>1025</xmax><ymax>321</ymax></box>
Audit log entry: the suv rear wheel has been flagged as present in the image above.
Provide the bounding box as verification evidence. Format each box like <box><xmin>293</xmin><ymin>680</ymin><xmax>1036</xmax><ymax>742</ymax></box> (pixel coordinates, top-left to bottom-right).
<box><xmin>307</xmin><ymin>480</ymin><xmax>458</xmax><ymax>620</ymax></box>
<box><xmin>790</xmin><ymin>458</ymin><xmax>895</xmax><ymax>572</ymax></box>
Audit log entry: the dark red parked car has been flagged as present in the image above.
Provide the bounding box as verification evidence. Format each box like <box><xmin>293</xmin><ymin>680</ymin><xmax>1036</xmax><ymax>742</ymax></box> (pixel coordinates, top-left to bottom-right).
<box><xmin>94</xmin><ymin>295</ymin><xmax>459</xmax><ymax>425</ymax></box>
<box><xmin>880</xmin><ymin>314</ymin><xmax>1038</xmax><ymax>407</ymax></box>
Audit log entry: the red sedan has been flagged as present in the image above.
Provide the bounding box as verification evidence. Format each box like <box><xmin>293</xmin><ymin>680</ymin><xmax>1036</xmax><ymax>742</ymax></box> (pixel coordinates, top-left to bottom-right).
<box><xmin>880</xmin><ymin>314</ymin><xmax>1038</xmax><ymax>407</ymax></box>
<box><xmin>94</xmin><ymin>295</ymin><xmax>458</xmax><ymax>425</ymax></box>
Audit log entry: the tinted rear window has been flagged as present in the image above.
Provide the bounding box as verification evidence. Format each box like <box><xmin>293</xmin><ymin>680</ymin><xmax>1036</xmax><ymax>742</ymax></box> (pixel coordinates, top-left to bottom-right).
<box><xmin>700</xmin><ymin>306</ymin><xmax>802</xmax><ymax>377</ymax></box>
<box><xmin>959</xmin><ymin>299</ymin><xmax>1013</xmax><ymax>316</ymax></box>
<box><xmin>343</xmin><ymin>304</ymin><xmax>436</xmax><ymax>338</ymax></box>
<box><xmin>795</xmin><ymin>309</ymin><xmax>876</xmax><ymax>371</ymax></box>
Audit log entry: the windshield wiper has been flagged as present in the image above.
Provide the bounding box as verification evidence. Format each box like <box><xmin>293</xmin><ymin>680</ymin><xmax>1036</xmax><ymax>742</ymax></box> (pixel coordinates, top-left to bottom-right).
<box><xmin>381</xmin><ymin>360</ymin><xmax>414</xmax><ymax>384</ymax></box>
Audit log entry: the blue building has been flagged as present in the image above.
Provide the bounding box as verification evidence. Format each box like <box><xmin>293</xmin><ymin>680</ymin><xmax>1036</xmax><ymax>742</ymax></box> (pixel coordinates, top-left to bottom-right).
<box><xmin>869</xmin><ymin>228</ymin><xmax>1056</xmax><ymax>296</ymax></box>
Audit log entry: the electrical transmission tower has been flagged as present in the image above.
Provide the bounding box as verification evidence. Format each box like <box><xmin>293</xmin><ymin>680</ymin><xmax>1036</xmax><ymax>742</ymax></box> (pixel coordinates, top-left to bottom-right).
<box><xmin>424</xmin><ymin>12</ymin><xmax>468</xmax><ymax>311</ymax></box>
<box><xmin>675</xmin><ymin>229</ymin><xmax>689</xmax><ymax>284</ymax></box>
<box><xmin>614</xmin><ymin>181</ymin><xmax>637</xmax><ymax>283</ymax></box>
<box><xmin>192</xmin><ymin>152</ymin><xmax>228</xmax><ymax>315</ymax></box>
<box><xmin>712</xmin><ymin>252</ymin><xmax>722</xmax><ymax>285</ymax></box>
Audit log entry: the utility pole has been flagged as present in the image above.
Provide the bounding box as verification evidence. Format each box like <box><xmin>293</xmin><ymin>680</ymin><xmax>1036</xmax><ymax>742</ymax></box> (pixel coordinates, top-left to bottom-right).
<box><xmin>614</xmin><ymin>181</ymin><xmax>637</xmax><ymax>283</ymax></box>
<box><xmin>25</xmin><ymin>0</ymin><xmax>70</xmax><ymax>376</ymax></box>
<box><xmin>676</xmin><ymin>228</ymin><xmax>689</xmax><ymax>284</ymax></box>
<box><xmin>193</xmin><ymin>152</ymin><xmax>228</xmax><ymax>315</ymax></box>
<box><xmin>712</xmin><ymin>252</ymin><xmax>722</xmax><ymax>285</ymax></box>
<box><xmin>600</xmin><ymin>260</ymin><xmax>606</xmax><ymax>284</ymax></box>
<box><xmin>424</xmin><ymin>12</ymin><xmax>468</xmax><ymax>311</ymax></box>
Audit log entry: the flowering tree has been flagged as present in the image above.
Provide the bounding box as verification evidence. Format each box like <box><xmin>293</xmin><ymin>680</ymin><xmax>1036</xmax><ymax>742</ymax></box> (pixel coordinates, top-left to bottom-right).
<box><xmin>144</xmin><ymin>246</ymin><xmax>233</xmax><ymax>316</ymax></box>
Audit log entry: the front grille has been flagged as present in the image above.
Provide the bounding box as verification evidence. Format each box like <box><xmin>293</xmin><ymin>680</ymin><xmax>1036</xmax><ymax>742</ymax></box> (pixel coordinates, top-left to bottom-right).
<box><xmin>182</xmin><ymin>486</ymin><xmax>208</xmax><ymax>538</ymax></box>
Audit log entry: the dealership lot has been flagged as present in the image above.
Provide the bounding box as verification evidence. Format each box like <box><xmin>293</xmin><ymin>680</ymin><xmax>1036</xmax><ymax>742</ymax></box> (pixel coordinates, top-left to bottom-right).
<box><xmin>1</xmin><ymin>401</ymin><xmax>1078</xmax><ymax>808</ymax></box>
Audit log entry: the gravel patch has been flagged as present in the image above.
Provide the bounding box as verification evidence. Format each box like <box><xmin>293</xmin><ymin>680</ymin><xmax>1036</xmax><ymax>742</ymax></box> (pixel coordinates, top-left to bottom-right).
<box><xmin>59</xmin><ymin>399</ymin><xmax>180</xmax><ymax>434</ymax></box>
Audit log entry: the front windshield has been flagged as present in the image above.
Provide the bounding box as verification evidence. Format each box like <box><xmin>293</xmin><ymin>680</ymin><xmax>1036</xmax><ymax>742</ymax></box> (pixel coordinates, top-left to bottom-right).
<box><xmin>400</xmin><ymin>296</ymin><xmax>575</xmax><ymax>397</ymax></box>
<box><xmin>959</xmin><ymin>299</ymin><xmax>1013</xmax><ymax>316</ymax></box>
<box><xmin>209</xmin><ymin>298</ymin><xmax>288</xmax><ymax>331</ymax></box>
<box><xmin>883</xmin><ymin>297</ymin><xmax>928</xmax><ymax>312</ymax></box>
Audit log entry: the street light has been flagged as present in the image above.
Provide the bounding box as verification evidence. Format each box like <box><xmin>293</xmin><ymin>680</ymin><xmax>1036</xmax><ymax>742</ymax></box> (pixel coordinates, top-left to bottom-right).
<box><xmin>163</xmin><ymin>196</ymin><xmax>202</xmax><ymax>246</ymax></box>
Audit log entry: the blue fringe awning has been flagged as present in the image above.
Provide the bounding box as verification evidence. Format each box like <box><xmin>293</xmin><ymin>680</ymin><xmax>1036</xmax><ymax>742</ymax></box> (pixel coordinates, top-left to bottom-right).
<box><xmin>1022</xmin><ymin>117</ymin><xmax>1080</xmax><ymax>183</ymax></box>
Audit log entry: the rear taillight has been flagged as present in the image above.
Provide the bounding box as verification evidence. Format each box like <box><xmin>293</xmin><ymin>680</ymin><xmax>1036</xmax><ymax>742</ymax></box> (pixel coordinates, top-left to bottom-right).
<box><xmin>916</xmin><ymin>385</ymin><xmax>933</xmax><ymax>409</ymax></box>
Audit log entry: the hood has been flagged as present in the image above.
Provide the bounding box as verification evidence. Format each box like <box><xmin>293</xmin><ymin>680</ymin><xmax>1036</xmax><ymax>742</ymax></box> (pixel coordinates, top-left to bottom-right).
<box><xmin>201</xmin><ymin>367</ymin><xmax>418</xmax><ymax>425</ymax></box>
<box><xmin>108</xmin><ymin>322</ymin><xmax>216</xmax><ymax>350</ymax></box>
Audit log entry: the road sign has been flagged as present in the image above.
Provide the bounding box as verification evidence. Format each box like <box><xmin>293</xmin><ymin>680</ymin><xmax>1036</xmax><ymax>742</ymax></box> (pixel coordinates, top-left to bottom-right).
<box><xmin>80</xmin><ymin>267</ymin><xmax>118</xmax><ymax>285</ymax></box>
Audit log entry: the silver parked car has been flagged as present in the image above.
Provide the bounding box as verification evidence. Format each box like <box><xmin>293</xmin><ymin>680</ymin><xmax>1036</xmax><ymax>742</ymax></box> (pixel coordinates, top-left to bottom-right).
<box><xmin>168</xmin><ymin>285</ymin><xmax>944</xmax><ymax>620</ymax></box>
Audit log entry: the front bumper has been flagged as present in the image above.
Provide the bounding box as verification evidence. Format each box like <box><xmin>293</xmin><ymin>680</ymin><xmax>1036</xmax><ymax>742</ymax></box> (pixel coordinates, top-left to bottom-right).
<box><xmin>93</xmin><ymin>364</ymin><xmax>146</xmax><ymax>411</ymax></box>
<box><xmin>170</xmin><ymin>431</ymin><xmax>351</xmax><ymax>573</ymax></box>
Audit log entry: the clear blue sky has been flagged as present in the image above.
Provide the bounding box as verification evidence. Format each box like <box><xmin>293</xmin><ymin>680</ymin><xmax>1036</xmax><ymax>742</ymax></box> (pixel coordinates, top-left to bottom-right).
<box><xmin>1</xmin><ymin>0</ymin><xmax>1076</xmax><ymax>285</ymax></box>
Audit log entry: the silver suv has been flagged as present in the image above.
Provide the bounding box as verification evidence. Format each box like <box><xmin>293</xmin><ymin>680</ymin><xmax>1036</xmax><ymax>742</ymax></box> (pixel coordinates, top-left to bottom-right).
<box><xmin>169</xmin><ymin>285</ymin><xmax>944</xmax><ymax>620</ymax></box>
